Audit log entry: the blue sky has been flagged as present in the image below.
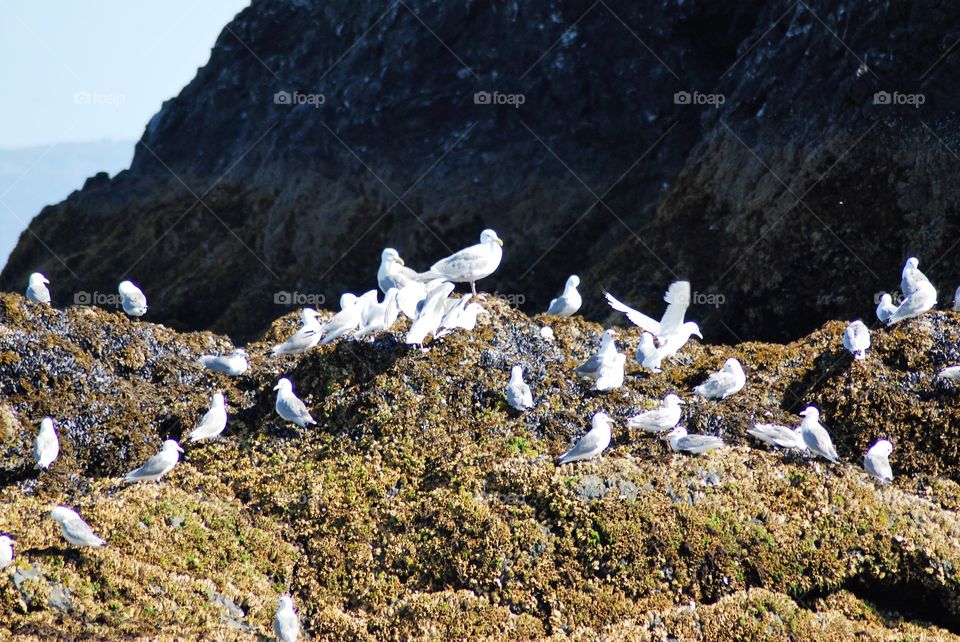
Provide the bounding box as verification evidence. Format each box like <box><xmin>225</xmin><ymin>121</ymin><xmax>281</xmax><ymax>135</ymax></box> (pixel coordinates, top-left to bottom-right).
<box><xmin>0</xmin><ymin>0</ymin><xmax>250</xmax><ymax>148</ymax></box>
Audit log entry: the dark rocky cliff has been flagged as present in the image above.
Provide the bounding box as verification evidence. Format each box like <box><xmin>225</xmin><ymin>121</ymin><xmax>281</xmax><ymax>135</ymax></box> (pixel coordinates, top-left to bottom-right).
<box><xmin>4</xmin><ymin>1</ymin><xmax>960</xmax><ymax>343</ymax></box>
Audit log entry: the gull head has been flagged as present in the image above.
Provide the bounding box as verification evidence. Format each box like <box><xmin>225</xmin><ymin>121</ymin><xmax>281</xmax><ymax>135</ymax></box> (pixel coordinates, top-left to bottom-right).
<box><xmin>212</xmin><ymin>392</ymin><xmax>225</xmax><ymax>406</ymax></box>
<box><xmin>664</xmin><ymin>393</ymin><xmax>684</xmax><ymax>407</ymax></box>
<box><xmin>480</xmin><ymin>229</ymin><xmax>503</xmax><ymax>247</ymax></box>
<box><xmin>274</xmin><ymin>377</ymin><xmax>293</xmax><ymax>393</ymax></box>
<box><xmin>278</xmin><ymin>595</ymin><xmax>295</xmax><ymax>610</ymax></box>
<box><xmin>118</xmin><ymin>280</ymin><xmax>140</xmax><ymax>295</ymax></box>
<box><xmin>0</xmin><ymin>535</ymin><xmax>12</xmax><ymax>546</ymax></box>
<box><xmin>50</xmin><ymin>506</ymin><xmax>78</xmax><ymax>524</ymax></box>
<box><xmin>799</xmin><ymin>406</ymin><xmax>820</xmax><ymax>421</ymax></box>
<box><xmin>510</xmin><ymin>364</ymin><xmax>524</xmax><ymax>380</ymax></box>
<box><xmin>879</xmin><ymin>293</ymin><xmax>892</xmax><ymax>305</ymax></box>
<box><xmin>29</xmin><ymin>272</ymin><xmax>49</xmax><ymax>286</ymax></box>
<box><xmin>723</xmin><ymin>358</ymin><xmax>744</xmax><ymax>375</ymax></box>
<box><xmin>905</xmin><ymin>256</ymin><xmax>919</xmax><ymax>270</ymax></box>
<box><xmin>40</xmin><ymin>417</ymin><xmax>55</xmax><ymax>433</ymax></box>
<box><xmin>663</xmin><ymin>425</ymin><xmax>687</xmax><ymax>440</ymax></box>
<box><xmin>684</xmin><ymin>322</ymin><xmax>703</xmax><ymax>339</ymax></box>
<box><xmin>869</xmin><ymin>439</ymin><xmax>893</xmax><ymax>457</ymax></box>
<box><xmin>592</xmin><ymin>411</ymin><xmax>612</xmax><ymax>430</ymax></box>
<box><xmin>340</xmin><ymin>293</ymin><xmax>358</xmax><ymax>309</ymax></box>
<box><xmin>567</xmin><ymin>275</ymin><xmax>580</xmax><ymax>288</ymax></box>
<box><xmin>381</xmin><ymin>248</ymin><xmax>404</xmax><ymax>266</ymax></box>
<box><xmin>162</xmin><ymin>439</ymin><xmax>184</xmax><ymax>454</ymax></box>
<box><xmin>233</xmin><ymin>348</ymin><xmax>248</xmax><ymax>356</ymax></box>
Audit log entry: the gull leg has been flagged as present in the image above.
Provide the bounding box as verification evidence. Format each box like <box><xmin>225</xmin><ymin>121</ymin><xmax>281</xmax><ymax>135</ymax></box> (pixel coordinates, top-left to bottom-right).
<box><xmin>470</xmin><ymin>281</ymin><xmax>478</xmax><ymax>296</ymax></box>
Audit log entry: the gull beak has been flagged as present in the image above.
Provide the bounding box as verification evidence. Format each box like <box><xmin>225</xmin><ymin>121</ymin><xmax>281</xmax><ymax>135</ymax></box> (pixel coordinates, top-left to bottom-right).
<box><xmin>496</xmin><ymin>238</ymin><xmax>503</xmax><ymax>247</ymax></box>
<box><xmin>176</xmin><ymin>445</ymin><xmax>185</xmax><ymax>453</ymax></box>
<box><xmin>397</xmin><ymin>258</ymin><xmax>405</xmax><ymax>266</ymax></box>
<box><xmin>678</xmin><ymin>400</ymin><xmax>686</xmax><ymax>405</ymax></box>
<box><xmin>694</xmin><ymin>331</ymin><xmax>703</xmax><ymax>339</ymax></box>
<box><xmin>273</xmin><ymin>384</ymin><xmax>281</xmax><ymax>391</ymax></box>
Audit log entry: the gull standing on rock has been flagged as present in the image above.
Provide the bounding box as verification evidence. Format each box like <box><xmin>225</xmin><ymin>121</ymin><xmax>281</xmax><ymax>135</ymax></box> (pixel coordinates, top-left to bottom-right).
<box><xmin>575</xmin><ymin>329</ymin><xmax>618</xmax><ymax>380</ymax></box>
<box><xmin>26</xmin><ymin>272</ymin><xmax>50</xmax><ymax>304</ymax></box>
<box><xmin>118</xmin><ymin>280</ymin><xmax>147</xmax><ymax>317</ymax></box>
<box><xmin>321</xmin><ymin>292</ymin><xmax>368</xmax><ymax>344</ymax></box>
<box><xmin>124</xmin><ymin>439</ymin><xmax>184</xmax><ymax>483</ymax></box>
<box><xmin>436</xmin><ymin>294</ymin><xmax>486</xmax><ymax>337</ymax></box>
<box><xmin>876</xmin><ymin>293</ymin><xmax>896</xmax><ymax>322</ymax></box>
<box><xmin>664</xmin><ymin>426</ymin><xmax>725</xmax><ymax>455</ymax></box>
<box><xmin>271</xmin><ymin>309</ymin><xmax>324</xmax><ymax>355</ymax></box>
<box><xmin>799</xmin><ymin>406</ymin><xmax>840</xmax><ymax>463</ymax></box>
<box><xmin>747</xmin><ymin>423</ymin><xmax>806</xmax><ymax>451</ymax></box>
<box><xmin>557</xmin><ymin>412</ymin><xmax>613</xmax><ymax>464</ymax></box>
<box><xmin>863</xmin><ymin>439</ymin><xmax>893</xmax><ymax>483</ymax></box>
<box><xmin>636</xmin><ymin>332</ymin><xmax>664</xmax><ymax>373</ymax></box>
<box><xmin>34</xmin><ymin>417</ymin><xmax>59</xmax><ymax>470</ymax></box>
<box><xmin>0</xmin><ymin>535</ymin><xmax>13</xmax><ymax>569</ymax></box>
<box><xmin>694</xmin><ymin>358</ymin><xmax>746</xmax><ymax>399</ymax></box>
<box><xmin>421</xmin><ymin>229</ymin><xmax>503</xmax><ymax>296</ymax></box>
<box><xmin>888</xmin><ymin>257</ymin><xmax>936</xmax><ymax>324</ymax></box>
<box><xmin>505</xmin><ymin>365</ymin><xmax>534</xmax><ymax>411</ymax></box>
<box><xmin>200</xmin><ymin>349</ymin><xmax>249</xmax><ymax>376</ymax></box>
<box><xmin>546</xmin><ymin>275</ymin><xmax>582</xmax><ymax>316</ymax></box>
<box><xmin>595</xmin><ymin>352</ymin><xmax>626</xmax><ymax>392</ymax></box>
<box><xmin>274</xmin><ymin>378</ymin><xmax>316</xmax><ymax>427</ymax></box>
<box><xmin>189</xmin><ymin>393</ymin><xmax>228</xmax><ymax>441</ymax></box>
<box><xmin>628</xmin><ymin>394</ymin><xmax>683</xmax><ymax>432</ymax></box>
<box><xmin>50</xmin><ymin>506</ymin><xmax>105</xmax><ymax>547</ymax></box>
<box><xmin>354</xmin><ymin>288</ymin><xmax>401</xmax><ymax>339</ymax></box>
<box><xmin>274</xmin><ymin>595</ymin><xmax>300</xmax><ymax>642</ymax></box>
<box><xmin>842</xmin><ymin>320</ymin><xmax>870</xmax><ymax>360</ymax></box>
<box><xmin>406</xmin><ymin>282</ymin><xmax>455</xmax><ymax>346</ymax></box>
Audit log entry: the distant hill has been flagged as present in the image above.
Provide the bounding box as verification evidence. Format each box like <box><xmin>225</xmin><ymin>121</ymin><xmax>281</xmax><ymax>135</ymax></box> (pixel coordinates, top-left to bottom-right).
<box><xmin>0</xmin><ymin>141</ymin><xmax>133</xmax><ymax>269</ymax></box>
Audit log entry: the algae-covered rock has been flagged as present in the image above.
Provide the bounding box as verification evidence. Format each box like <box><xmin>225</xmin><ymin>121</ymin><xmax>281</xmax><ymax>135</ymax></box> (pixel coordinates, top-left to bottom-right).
<box><xmin>1</xmin><ymin>291</ymin><xmax>960</xmax><ymax>639</ymax></box>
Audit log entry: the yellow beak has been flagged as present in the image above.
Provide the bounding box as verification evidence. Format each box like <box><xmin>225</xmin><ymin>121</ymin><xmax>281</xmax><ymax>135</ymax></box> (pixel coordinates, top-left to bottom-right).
<box><xmin>496</xmin><ymin>238</ymin><xmax>503</xmax><ymax>247</ymax></box>
<box><xmin>397</xmin><ymin>258</ymin><xmax>405</xmax><ymax>266</ymax></box>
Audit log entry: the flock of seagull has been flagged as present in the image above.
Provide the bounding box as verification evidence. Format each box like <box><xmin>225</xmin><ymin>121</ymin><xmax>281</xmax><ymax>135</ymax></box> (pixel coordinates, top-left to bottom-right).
<box><xmin>6</xmin><ymin>232</ymin><xmax>957</xmax><ymax>639</ymax></box>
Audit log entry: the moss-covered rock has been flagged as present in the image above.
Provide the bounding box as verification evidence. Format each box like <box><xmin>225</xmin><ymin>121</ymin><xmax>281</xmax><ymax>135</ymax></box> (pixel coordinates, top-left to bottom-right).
<box><xmin>2</xmin><ymin>291</ymin><xmax>960</xmax><ymax>639</ymax></box>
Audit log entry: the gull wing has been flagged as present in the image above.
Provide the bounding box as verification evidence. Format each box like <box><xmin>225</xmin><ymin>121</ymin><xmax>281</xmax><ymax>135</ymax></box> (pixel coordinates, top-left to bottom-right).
<box><xmin>657</xmin><ymin>281</ymin><xmax>690</xmax><ymax>337</ymax></box>
<box><xmin>62</xmin><ymin>517</ymin><xmax>105</xmax><ymax>547</ymax></box>
<box><xmin>604</xmin><ymin>292</ymin><xmax>661</xmax><ymax>334</ymax></box>
<box><xmin>429</xmin><ymin>244</ymin><xmax>487</xmax><ymax>278</ymax></box>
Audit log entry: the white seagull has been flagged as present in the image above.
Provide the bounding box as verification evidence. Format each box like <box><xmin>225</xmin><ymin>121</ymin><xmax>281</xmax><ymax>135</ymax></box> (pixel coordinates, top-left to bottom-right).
<box><xmin>274</xmin><ymin>378</ymin><xmax>316</xmax><ymax>427</ymax></box>
<box><xmin>557</xmin><ymin>412</ymin><xmax>613</xmax><ymax>464</ymax></box>
<box><xmin>124</xmin><ymin>439</ymin><xmax>183</xmax><ymax>483</ymax></box>
<box><xmin>575</xmin><ymin>329</ymin><xmax>618</xmax><ymax>380</ymax></box>
<box><xmin>694</xmin><ymin>358</ymin><xmax>746</xmax><ymax>399</ymax></box>
<box><xmin>421</xmin><ymin>229</ymin><xmax>503</xmax><ymax>296</ymax></box>
<box><xmin>274</xmin><ymin>595</ymin><xmax>300</xmax><ymax>642</ymax></box>
<box><xmin>636</xmin><ymin>332</ymin><xmax>664</xmax><ymax>373</ymax></box>
<box><xmin>627</xmin><ymin>394</ymin><xmax>684</xmax><ymax>432</ymax></box>
<box><xmin>321</xmin><ymin>292</ymin><xmax>369</xmax><ymax>344</ymax></box>
<box><xmin>271</xmin><ymin>309</ymin><xmax>324</xmax><ymax>355</ymax></box>
<box><xmin>118</xmin><ymin>280</ymin><xmax>148</xmax><ymax>317</ymax></box>
<box><xmin>199</xmin><ymin>349</ymin><xmax>249</xmax><ymax>376</ymax></box>
<box><xmin>863</xmin><ymin>439</ymin><xmax>893</xmax><ymax>483</ymax></box>
<box><xmin>842</xmin><ymin>320</ymin><xmax>870</xmax><ymax>360</ymax></box>
<box><xmin>0</xmin><ymin>535</ymin><xmax>12</xmax><ymax>569</ymax></box>
<box><xmin>664</xmin><ymin>426</ymin><xmax>725</xmax><ymax>455</ymax></box>
<box><xmin>799</xmin><ymin>406</ymin><xmax>840</xmax><ymax>463</ymax></box>
<box><xmin>26</xmin><ymin>272</ymin><xmax>51</xmax><ymax>304</ymax></box>
<box><xmin>604</xmin><ymin>281</ymin><xmax>692</xmax><ymax>341</ymax></box>
<box><xmin>50</xmin><ymin>506</ymin><xmax>105</xmax><ymax>547</ymax></box>
<box><xmin>436</xmin><ymin>294</ymin><xmax>486</xmax><ymax>337</ymax></box>
<box><xmin>406</xmin><ymin>282</ymin><xmax>455</xmax><ymax>346</ymax></box>
<box><xmin>354</xmin><ymin>288</ymin><xmax>401</xmax><ymax>339</ymax></box>
<box><xmin>546</xmin><ymin>275</ymin><xmax>582</xmax><ymax>316</ymax></box>
<box><xmin>887</xmin><ymin>279</ymin><xmax>936</xmax><ymax>325</ymax></box>
<box><xmin>595</xmin><ymin>352</ymin><xmax>626</xmax><ymax>392</ymax></box>
<box><xmin>505</xmin><ymin>365</ymin><xmax>534</xmax><ymax>411</ymax></box>
<box><xmin>900</xmin><ymin>257</ymin><xmax>925</xmax><ymax>296</ymax></box>
<box><xmin>34</xmin><ymin>417</ymin><xmax>60</xmax><ymax>470</ymax></box>
<box><xmin>747</xmin><ymin>423</ymin><xmax>806</xmax><ymax>451</ymax></box>
<box><xmin>875</xmin><ymin>293</ymin><xmax>896</xmax><ymax>322</ymax></box>
<box><xmin>189</xmin><ymin>393</ymin><xmax>228</xmax><ymax>441</ymax></box>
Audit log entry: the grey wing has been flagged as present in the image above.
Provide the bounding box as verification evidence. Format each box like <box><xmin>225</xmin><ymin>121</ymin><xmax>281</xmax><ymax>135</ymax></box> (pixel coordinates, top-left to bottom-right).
<box><xmin>891</xmin><ymin>289</ymin><xmax>932</xmax><ymax>321</ymax></box>
<box><xmin>125</xmin><ymin>452</ymin><xmax>171</xmax><ymax>480</ymax></box>
<box><xmin>279</xmin><ymin>395</ymin><xmax>311</xmax><ymax>422</ymax></box>
<box><xmin>200</xmin><ymin>355</ymin><xmax>231</xmax><ymax>372</ymax></box>
<box><xmin>546</xmin><ymin>296</ymin><xmax>564</xmax><ymax>315</ymax></box>
<box><xmin>63</xmin><ymin>517</ymin><xmax>104</xmax><ymax>546</ymax></box>
<box><xmin>658</xmin><ymin>281</ymin><xmax>690</xmax><ymax>336</ymax></box>
<box><xmin>748</xmin><ymin>424</ymin><xmax>793</xmax><ymax>447</ymax></box>
<box><xmin>28</xmin><ymin>284</ymin><xmax>50</xmax><ymax>303</ymax></box>
<box><xmin>126</xmin><ymin>290</ymin><xmax>147</xmax><ymax>309</ymax></box>
<box><xmin>575</xmin><ymin>354</ymin><xmax>600</xmax><ymax>378</ymax></box>
<box><xmin>431</xmin><ymin>245</ymin><xmax>486</xmax><ymax>277</ymax></box>
<box><xmin>696</xmin><ymin>372</ymin><xmax>731</xmax><ymax>398</ymax></box>
<box><xmin>805</xmin><ymin>427</ymin><xmax>839</xmax><ymax>461</ymax></box>
<box><xmin>865</xmin><ymin>453</ymin><xmax>892</xmax><ymax>482</ymax></box>
<box><xmin>604</xmin><ymin>292</ymin><xmax>660</xmax><ymax>333</ymax></box>
<box><xmin>560</xmin><ymin>428</ymin><xmax>605</xmax><ymax>461</ymax></box>
<box><xmin>678</xmin><ymin>435</ymin><xmax>724</xmax><ymax>454</ymax></box>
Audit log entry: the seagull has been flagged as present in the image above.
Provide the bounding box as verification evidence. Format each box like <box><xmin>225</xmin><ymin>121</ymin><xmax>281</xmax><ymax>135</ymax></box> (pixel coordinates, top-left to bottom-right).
<box><xmin>34</xmin><ymin>417</ymin><xmax>59</xmax><ymax>470</ymax></box>
<box><xmin>271</xmin><ymin>309</ymin><xmax>324</xmax><ymax>355</ymax></box>
<box><xmin>118</xmin><ymin>280</ymin><xmax>147</xmax><ymax>317</ymax></box>
<box><xmin>649</xmin><ymin>321</ymin><xmax>703</xmax><ymax>361</ymax></box>
<box><xmin>595</xmin><ymin>352</ymin><xmax>626</xmax><ymax>392</ymax></box>
<box><xmin>900</xmin><ymin>257</ymin><xmax>926</xmax><ymax>297</ymax></box>
<box><xmin>199</xmin><ymin>349</ymin><xmax>249</xmax><ymax>376</ymax></box>
<box><xmin>274</xmin><ymin>595</ymin><xmax>300</xmax><ymax>642</ymax></box>
<box><xmin>953</xmin><ymin>286</ymin><xmax>960</xmax><ymax>312</ymax></box>
<box><xmin>604</xmin><ymin>281</ymin><xmax>692</xmax><ymax>341</ymax></box>
<box><xmin>636</xmin><ymin>332</ymin><xmax>664</xmax><ymax>373</ymax></box>
<box><xmin>26</xmin><ymin>272</ymin><xmax>50</xmax><ymax>304</ymax></box>
<box><xmin>557</xmin><ymin>412</ymin><xmax>613</xmax><ymax>464</ymax></box>
<box><xmin>747</xmin><ymin>423</ymin><xmax>806</xmax><ymax>451</ymax></box>
<box><xmin>189</xmin><ymin>393</ymin><xmax>228</xmax><ymax>441</ymax></box>
<box><xmin>575</xmin><ymin>329</ymin><xmax>618</xmax><ymax>379</ymax></box>
<box><xmin>406</xmin><ymin>282</ymin><xmax>455</xmax><ymax>346</ymax></box>
<box><xmin>378</xmin><ymin>248</ymin><xmax>424</xmax><ymax>292</ymax></box>
<box><xmin>664</xmin><ymin>426</ymin><xmax>725</xmax><ymax>455</ymax></box>
<box><xmin>505</xmin><ymin>365</ymin><xmax>534</xmax><ymax>410</ymax></box>
<box><xmin>321</xmin><ymin>292</ymin><xmax>368</xmax><ymax>344</ymax></box>
<box><xmin>694</xmin><ymin>358</ymin><xmax>746</xmax><ymax>399</ymax></box>
<box><xmin>421</xmin><ymin>229</ymin><xmax>503</xmax><ymax>296</ymax></box>
<box><xmin>875</xmin><ymin>293</ymin><xmax>896</xmax><ymax>322</ymax></box>
<box><xmin>863</xmin><ymin>439</ymin><xmax>893</xmax><ymax>483</ymax></box>
<box><xmin>546</xmin><ymin>275</ymin><xmax>582</xmax><ymax>316</ymax></box>
<box><xmin>0</xmin><ymin>535</ymin><xmax>12</xmax><ymax>569</ymax></box>
<box><xmin>274</xmin><ymin>378</ymin><xmax>316</xmax><ymax>427</ymax></box>
<box><xmin>842</xmin><ymin>320</ymin><xmax>870</xmax><ymax>360</ymax></box>
<box><xmin>887</xmin><ymin>279</ymin><xmax>936</xmax><ymax>325</ymax></box>
<box><xmin>627</xmin><ymin>394</ymin><xmax>683</xmax><ymax>432</ymax></box>
<box><xmin>354</xmin><ymin>288</ymin><xmax>401</xmax><ymax>339</ymax></box>
<box><xmin>799</xmin><ymin>406</ymin><xmax>839</xmax><ymax>463</ymax></box>
<box><xmin>50</xmin><ymin>506</ymin><xmax>105</xmax><ymax>547</ymax></box>
<box><xmin>938</xmin><ymin>366</ymin><xmax>960</xmax><ymax>379</ymax></box>
<box><xmin>124</xmin><ymin>439</ymin><xmax>183</xmax><ymax>483</ymax></box>
<box><xmin>436</xmin><ymin>295</ymin><xmax>486</xmax><ymax>337</ymax></box>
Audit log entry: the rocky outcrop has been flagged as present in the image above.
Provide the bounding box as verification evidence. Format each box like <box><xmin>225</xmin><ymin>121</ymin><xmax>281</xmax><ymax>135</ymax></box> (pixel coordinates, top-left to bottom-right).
<box><xmin>2</xmin><ymin>293</ymin><xmax>960</xmax><ymax>639</ymax></box>
<box><xmin>5</xmin><ymin>1</ymin><xmax>960</xmax><ymax>342</ymax></box>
